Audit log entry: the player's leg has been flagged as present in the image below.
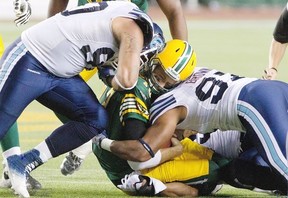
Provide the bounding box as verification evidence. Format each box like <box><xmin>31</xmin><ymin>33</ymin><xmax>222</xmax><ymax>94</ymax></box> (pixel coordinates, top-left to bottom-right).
<box><xmin>0</xmin><ymin>38</ymin><xmax>61</xmax><ymax>197</ymax></box>
<box><xmin>181</xmin><ymin>160</ymin><xmax>225</xmax><ymax>196</ymax></box>
<box><xmin>52</xmin><ymin>112</ymin><xmax>87</xmax><ymax>175</ymax></box>
<box><xmin>57</xmin><ymin>86</ymin><xmax>111</xmax><ymax>176</ymax></box>
<box><xmin>54</xmin><ymin>112</ymin><xmax>91</xmax><ymax>176</ymax></box>
<box><xmin>0</xmin><ymin>123</ymin><xmax>42</xmax><ymax>190</ymax></box>
<box><xmin>0</xmin><ymin>36</ymin><xmax>42</xmax><ymax>190</ymax></box>
<box><xmin>221</xmin><ymin>157</ymin><xmax>287</xmax><ymax>195</ymax></box>
<box><xmin>237</xmin><ymin>80</ymin><xmax>288</xmax><ymax>183</ymax></box>
<box><xmin>0</xmin><ymin>38</ymin><xmax>48</xmax><ymax>139</ymax></box>
<box><xmin>6</xmin><ymin>76</ymin><xmax>108</xmax><ymax>196</ymax></box>
<box><xmin>36</xmin><ymin>76</ymin><xmax>107</xmax><ymax>157</ymax></box>
<box><xmin>60</xmin><ymin>140</ymin><xmax>92</xmax><ymax>176</ymax></box>
<box><xmin>0</xmin><ymin>123</ymin><xmax>20</xmax><ymax>188</ymax></box>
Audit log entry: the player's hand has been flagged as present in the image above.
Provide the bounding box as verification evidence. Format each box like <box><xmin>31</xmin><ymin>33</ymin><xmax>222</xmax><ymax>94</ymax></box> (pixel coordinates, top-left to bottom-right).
<box><xmin>14</xmin><ymin>0</ymin><xmax>32</xmax><ymax>27</ymax></box>
<box><xmin>170</xmin><ymin>136</ymin><xmax>181</xmax><ymax>147</ymax></box>
<box><xmin>98</xmin><ymin>64</ymin><xmax>117</xmax><ymax>87</ymax></box>
<box><xmin>170</xmin><ymin>137</ymin><xmax>183</xmax><ymax>154</ymax></box>
<box><xmin>262</xmin><ymin>67</ymin><xmax>278</xmax><ymax>80</ymax></box>
<box><xmin>92</xmin><ymin>130</ymin><xmax>108</xmax><ymax>148</ymax></box>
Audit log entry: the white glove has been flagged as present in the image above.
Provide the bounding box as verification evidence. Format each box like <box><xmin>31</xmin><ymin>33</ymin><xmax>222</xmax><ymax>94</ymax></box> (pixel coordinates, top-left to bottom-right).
<box><xmin>13</xmin><ymin>0</ymin><xmax>32</xmax><ymax>27</ymax></box>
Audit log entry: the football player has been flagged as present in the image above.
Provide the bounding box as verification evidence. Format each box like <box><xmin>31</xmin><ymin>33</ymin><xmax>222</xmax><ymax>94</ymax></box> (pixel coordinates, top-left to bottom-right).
<box><xmin>1</xmin><ymin>1</ymin><xmax>154</xmax><ymax>197</ymax></box>
<box><xmin>52</xmin><ymin>0</ymin><xmax>188</xmax><ymax>175</ymax></box>
<box><xmin>95</xmin><ymin>39</ymin><xmax>288</xmax><ymax>195</ymax></box>
<box><xmin>94</xmin><ymin>40</ymin><xmax>286</xmax><ymax>196</ymax></box>
<box><xmin>90</xmin><ymin>40</ymin><xmax>227</xmax><ymax>197</ymax></box>
<box><xmin>1</xmin><ymin>0</ymin><xmax>189</xmax><ymax>185</ymax></box>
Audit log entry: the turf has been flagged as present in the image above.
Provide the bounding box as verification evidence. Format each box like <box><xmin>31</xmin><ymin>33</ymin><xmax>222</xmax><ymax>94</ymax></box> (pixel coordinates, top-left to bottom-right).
<box><xmin>0</xmin><ymin>19</ymin><xmax>287</xmax><ymax>197</ymax></box>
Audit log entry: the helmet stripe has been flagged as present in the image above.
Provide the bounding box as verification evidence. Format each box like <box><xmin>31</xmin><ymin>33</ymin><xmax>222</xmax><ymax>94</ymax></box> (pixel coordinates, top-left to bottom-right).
<box><xmin>173</xmin><ymin>43</ymin><xmax>193</xmax><ymax>74</ymax></box>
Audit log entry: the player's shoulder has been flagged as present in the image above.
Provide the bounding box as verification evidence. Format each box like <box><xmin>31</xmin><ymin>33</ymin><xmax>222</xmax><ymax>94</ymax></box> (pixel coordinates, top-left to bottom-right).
<box><xmin>131</xmin><ymin>77</ymin><xmax>151</xmax><ymax>102</ymax></box>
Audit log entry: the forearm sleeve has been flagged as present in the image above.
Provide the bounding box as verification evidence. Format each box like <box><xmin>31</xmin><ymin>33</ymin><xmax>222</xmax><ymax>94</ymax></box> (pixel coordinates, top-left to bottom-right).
<box><xmin>273</xmin><ymin>5</ymin><xmax>288</xmax><ymax>43</ymax></box>
<box><xmin>122</xmin><ymin>119</ymin><xmax>147</xmax><ymax>140</ymax></box>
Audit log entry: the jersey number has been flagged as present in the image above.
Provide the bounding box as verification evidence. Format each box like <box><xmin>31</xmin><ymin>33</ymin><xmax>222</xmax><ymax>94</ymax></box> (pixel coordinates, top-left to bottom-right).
<box><xmin>81</xmin><ymin>46</ymin><xmax>115</xmax><ymax>70</ymax></box>
<box><xmin>196</xmin><ymin>72</ymin><xmax>242</xmax><ymax>104</ymax></box>
<box><xmin>61</xmin><ymin>2</ymin><xmax>114</xmax><ymax>70</ymax></box>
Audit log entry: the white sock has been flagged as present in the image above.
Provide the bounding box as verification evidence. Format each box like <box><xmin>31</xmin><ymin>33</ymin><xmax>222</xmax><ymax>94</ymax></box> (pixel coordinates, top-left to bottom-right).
<box><xmin>72</xmin><ymin>140</ymin><xmax>92</xmax><ymax>159</ymax></box>
<box><xmin>34</xmin><ymin>141</ymin><xmax>53</xmax><ymax>163</ymax></box>
<box><xmin>2</xmin><ymin>146</ymin><xmax>21</xmax><ymax>159</ymax></box>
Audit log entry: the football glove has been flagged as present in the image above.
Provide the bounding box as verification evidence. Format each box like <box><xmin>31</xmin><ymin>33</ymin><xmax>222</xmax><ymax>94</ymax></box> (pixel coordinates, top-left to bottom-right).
<box><xmin>92</xmin><ymin>130</ymin><xmax>108</xmax><ymax>149</ymax></box>
<box><xmin>14</xmin><ymin>0</ymin><xmax>32</xmax><ymax>27</ymax></box>
<box><xmin>97</xmin><ymin>64</ymin><xmax>117</xmax><ymax>87</ymax></box>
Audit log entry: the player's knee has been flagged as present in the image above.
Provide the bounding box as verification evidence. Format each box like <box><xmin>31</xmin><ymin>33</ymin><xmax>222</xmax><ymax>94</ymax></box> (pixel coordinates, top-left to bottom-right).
<box><xmin>87</xmin><ymin>105</ymin><xmax>109</xmax><ymax>135</ymax></box>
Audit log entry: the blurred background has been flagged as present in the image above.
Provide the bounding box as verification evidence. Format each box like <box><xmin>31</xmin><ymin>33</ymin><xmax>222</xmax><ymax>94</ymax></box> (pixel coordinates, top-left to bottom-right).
<box><xmin>0</xmin><ymin>0</ymin><xmax>287</xmax><ymax>20</ymax></box>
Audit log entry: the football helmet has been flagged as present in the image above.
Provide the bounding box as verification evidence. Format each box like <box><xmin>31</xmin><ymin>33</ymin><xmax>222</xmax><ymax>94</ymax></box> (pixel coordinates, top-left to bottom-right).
<box><xmin>145</xmin><ymin>39</ymin><xmax>197</xmax><ymax>94</ymax></box>
<box><xmin>139</xmin><ymin>23</ymin><xmax>165</xmax><ymax>72</ymax></box>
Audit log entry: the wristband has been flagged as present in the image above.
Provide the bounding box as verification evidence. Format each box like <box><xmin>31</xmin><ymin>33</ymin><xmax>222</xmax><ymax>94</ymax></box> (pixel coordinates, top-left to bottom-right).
<box><xmin>128</xmin><ymin>151</ymin><xmax>161</xmax><ymax>170</ymax></box>
<box><xmin>100</xmin><ymin>138</ymin><xmax>114</xmax><ymax>152</ymax></box>
<box><xmin>138</xmin><ymin>138</ymin><xmax>155</xmax><ymax>157</ymax></box>
<box><xmin>114</xmin><ymin>75</ymin><xmax>137</xmax><ymax>90</ymax></box>
<box><xmin>271</xmin><ymin>67</ymin><xmax>278</xmax><ymax>72</ymax></box>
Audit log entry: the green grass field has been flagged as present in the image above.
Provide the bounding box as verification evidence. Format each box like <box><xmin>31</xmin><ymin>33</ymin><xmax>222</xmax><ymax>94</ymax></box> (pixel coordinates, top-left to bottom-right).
<box><xmin>0</xmin><ymin>19</ymin><xmax>287</xmax><ymax>197</ymax></box>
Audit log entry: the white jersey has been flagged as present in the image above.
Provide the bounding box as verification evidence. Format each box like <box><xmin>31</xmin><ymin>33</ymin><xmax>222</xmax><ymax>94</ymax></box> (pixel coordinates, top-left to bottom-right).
<box><xmin>200</xmin><ymin>130</ymin><xmax>242</xmax><ymax>158</ymax></box>
<box><xmin>150</xmin><ymin>68</ymin><xmax>257</xmax><ymax>134</ymax></box>
<box><xmin>21</xmin><ymin>1</ymin><xmax>153</xmax><ymax>77</ymax></box>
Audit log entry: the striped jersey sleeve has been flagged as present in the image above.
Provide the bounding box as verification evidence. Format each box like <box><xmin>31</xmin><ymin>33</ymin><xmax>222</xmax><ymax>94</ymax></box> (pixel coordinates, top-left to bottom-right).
<box><xmin>149</xmin><ymin>93</ymin><xmax>178</xmax><ymax>124</ymax></box>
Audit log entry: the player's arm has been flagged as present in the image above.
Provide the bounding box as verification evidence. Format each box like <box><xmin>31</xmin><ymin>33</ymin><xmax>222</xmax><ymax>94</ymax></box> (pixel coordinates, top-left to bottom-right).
<box><xmin>264</xmin><ymin>39</ymin><xmax>288</xmax><ymax>80</ymax></box>
<box><xmin>110</xmin><ymin>17</ymin><xmax>144</xmax><ymax>91</ymax></box>
<box><xmin>108</xmin><ymin>106</ymin><xmax>186</xmax><ymax>162</ymax></box>
<box><xmin>119</xmin><ymin>102</ymin><xmax>183</xmax><ymax>169</ymax></box>
<box><xmin>156</xmin><ymin>0</ymin><xmax>188</xmax><ymax>40</ymax></box>
<box><xmin>127</xmin><ymin>137</ymin><xmax>183</xmax><ymax>170</ymax></box>
<box><xmin>158</xmin><ymin>137</ymin><xmax>183</xmax><ymax>163</ymax></box>
<box><xmin>48</xmin><ymin>0</ymin><xmax>69</xmax><ymax>17</ymax></box>
<box><xmin>264</xmin><ymin>5</ymin><xmax>288</xmax><ymax>80</ymax></box>
<box><xmin>160</xmin><ymin>182</ymin><xmax>198</xmax><ymax>197</ymax></box>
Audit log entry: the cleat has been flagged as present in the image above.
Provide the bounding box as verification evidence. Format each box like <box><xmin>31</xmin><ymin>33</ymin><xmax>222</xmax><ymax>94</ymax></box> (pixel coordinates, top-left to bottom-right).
<box><xmin>0</xmin><ymin>160</ymin><xmax>42</xmax><ymax>190</ymax></box>
<box><xmin>6</xmin><ymin>155</ymin><xmax>29</xmax><ymax>198</ymax></box>
<box><xmin>60</xmin><ymin>152</ymin><xmax>83</xmax><ymax>176</ymax></box>
<box><xmin>26</xmin><ymin>174</ymin><xmax>42</xmax><ymax>190</ymax></box>
<box><xmin>5</xmin><ymin>149</ymin><xmax>42</xmax><ymax>197</ymax></box>
<box><xmin>0</xmin><ymin>167</ymin><xmax>11</xmax><ymax>188</ymax></box>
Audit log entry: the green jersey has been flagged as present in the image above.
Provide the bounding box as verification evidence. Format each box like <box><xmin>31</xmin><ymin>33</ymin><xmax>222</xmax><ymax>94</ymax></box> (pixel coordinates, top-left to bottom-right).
<box><xmin>75</xmin><ymin>0</ymin><xmax>149</xmax><ymax>185</ymax></box>
<box><xmin>93</xmin><ymin>77</ymin><xmax>151</xmax><ymax>184</ymax></box>
<box><xmin>77</xmin><ymin>0</ymin><xmax>148</xmax><ymax>12</ymax></box>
